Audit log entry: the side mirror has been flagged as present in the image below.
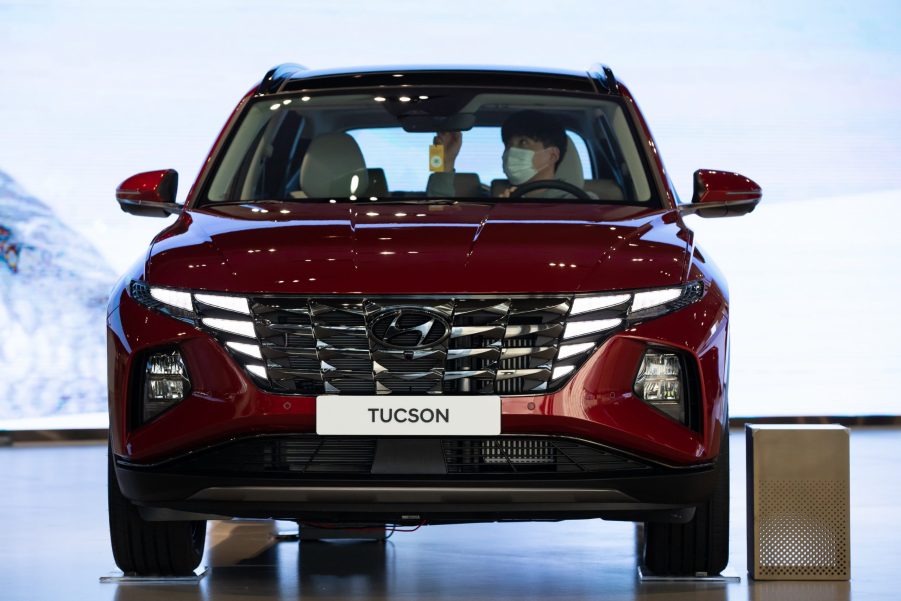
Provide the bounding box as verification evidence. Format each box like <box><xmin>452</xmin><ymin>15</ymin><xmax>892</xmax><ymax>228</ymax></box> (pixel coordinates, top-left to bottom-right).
<box><xmin>116</xmin><ymin>170</ymin><xmax>181</xmax><ymax>217</ymax></box>
<box><xmin>681</xmin><ymin>169</ymin><xmax>761</xmax><ymax>218</ymax></box>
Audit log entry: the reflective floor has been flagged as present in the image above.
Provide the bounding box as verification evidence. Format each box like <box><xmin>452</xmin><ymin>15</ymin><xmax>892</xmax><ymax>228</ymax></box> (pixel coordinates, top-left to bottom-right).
<box><xmin>1</xmin><ymin>427</ymin><xmax>897</xmax><ymax>600</ymax></box>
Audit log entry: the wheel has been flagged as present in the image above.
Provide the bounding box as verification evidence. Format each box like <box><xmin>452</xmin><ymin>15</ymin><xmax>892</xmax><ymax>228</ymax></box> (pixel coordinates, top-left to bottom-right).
<box><xmin>642</xmin><ymin>432</ymin><xmax>730</xmax><ymax>576</ymax></box>
<box><xmin>107</xmin><ymin>444</ymin><xmax>206</xmax><ymax>576</ymax></box>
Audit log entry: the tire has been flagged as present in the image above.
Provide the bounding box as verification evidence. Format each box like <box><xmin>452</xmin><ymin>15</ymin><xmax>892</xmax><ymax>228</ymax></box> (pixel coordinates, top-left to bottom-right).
<box><xmin>107</xmin><ymin>444</ymin><xmax>206</xmax><ymax>576</ymax></box>
<box><xmin>642</xmin><ymin>432</ymin><xmax>730</xmax><ymax>576</ymax></box>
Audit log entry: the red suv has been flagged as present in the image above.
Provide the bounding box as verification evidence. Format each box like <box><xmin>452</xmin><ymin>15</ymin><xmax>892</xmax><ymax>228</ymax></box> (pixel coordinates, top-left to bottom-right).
<box><xmin>107</xmin><ymin>64</ymin><xmax>760</xmax><ymax>576</ymax></box>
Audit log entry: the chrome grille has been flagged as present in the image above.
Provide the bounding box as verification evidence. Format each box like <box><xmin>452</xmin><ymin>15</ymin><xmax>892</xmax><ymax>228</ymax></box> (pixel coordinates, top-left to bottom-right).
<box><xmin>245</xmin><ymin>295</ymin><xmax>617</xmax><ymax>395</ymax></box>
<box><xmin>131</xmin><ymin>280</ymin><xmax>705</xmax><ymax>396</ymax></box>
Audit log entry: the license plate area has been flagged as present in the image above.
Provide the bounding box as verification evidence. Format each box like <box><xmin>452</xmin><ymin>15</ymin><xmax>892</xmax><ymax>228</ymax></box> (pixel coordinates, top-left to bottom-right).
<box><xmin>316</xmin><ymin>395</ymin><xmax>501</xmax><ymax>436</ymax></box>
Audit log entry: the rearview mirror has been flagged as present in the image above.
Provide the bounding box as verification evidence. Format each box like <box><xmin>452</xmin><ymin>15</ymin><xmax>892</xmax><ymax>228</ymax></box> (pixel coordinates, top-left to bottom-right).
<box><xmin>116</xmin><ymin>170</ymin><xmax>181</xmax><ymax>217</ymax></box>
<box><xmin>398</xmin><ymin>113</ymin><xmax>476</xmax><ymax>133</ymax></box>
<box><xmin>681</xmin><ymin>169</ymin><xmax>761</xmax><ymax>218</ymax></box>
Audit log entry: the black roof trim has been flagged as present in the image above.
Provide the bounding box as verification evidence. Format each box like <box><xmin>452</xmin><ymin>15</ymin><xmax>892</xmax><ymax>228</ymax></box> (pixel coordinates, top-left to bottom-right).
<box><xmin>588</xmin><ymin>63</ymin><xmax>620</xmax><ymax>95</ymax></box>
<box><xmin>257</xmin><ymin>63</ymin><xmax>308</xmax><ymax>95</ymax></box>
<box><xmin>255</xmin><ymin>64</ymin><xmax>608</xmax><ymax>96</ymax></box>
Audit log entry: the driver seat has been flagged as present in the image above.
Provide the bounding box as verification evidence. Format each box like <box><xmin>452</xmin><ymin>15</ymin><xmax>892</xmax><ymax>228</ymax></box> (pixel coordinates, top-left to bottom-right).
<box><xmin>490</xmin><ymin>135</ymin><xmax>584</xmax><ymax>196</ymax></box>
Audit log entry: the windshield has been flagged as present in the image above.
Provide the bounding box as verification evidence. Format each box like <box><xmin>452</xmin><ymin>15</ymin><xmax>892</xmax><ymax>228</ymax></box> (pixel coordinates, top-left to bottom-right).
<box><xmin>202</xmin><ymin>90</ymin><xmax>656</xmax><ymax>204</ymax></box>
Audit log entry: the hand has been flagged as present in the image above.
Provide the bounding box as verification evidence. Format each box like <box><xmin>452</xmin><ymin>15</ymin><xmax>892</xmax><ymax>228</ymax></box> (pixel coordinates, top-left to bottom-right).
<box><xmin>499</xmin><ymin>185</ymin><xmax>517</xmax><ymax>198</ymax></box>
<box><xmin>433</xmin><ymin>131</ymin><xmax>462</xmax><ymax>171</ymax></box>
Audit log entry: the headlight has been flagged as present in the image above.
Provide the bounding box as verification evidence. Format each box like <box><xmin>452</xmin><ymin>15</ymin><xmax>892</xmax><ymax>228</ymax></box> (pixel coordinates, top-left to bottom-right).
<box><xmin>129</xmin><ymin>281</ymin><xmax>197</xmax><ymax>322</ymax></box>
<box><xmin>148</xmin><ymin>288</ymin><xmax>193</xmax><ymax>312</ymax></box>
<box><xmin>129</xmin><ymin>281</ymin><xmax>268</xmax><ymax>382</ymax></box>
<box><xmin>551</xmin><ymin>281</ymin><xmax>705</xmax><ymax>383</ymax></box>
<box><xmin>628</xmin><ymin>280</ymin><xmax>704</xmax><ymax>319</ymax></box>
<box><xmin>194</xmin><ymin>293</ymin><xmax>250</xmax><ymax>315</ymax></box>
<box><xmin>142</xmin><ymin>350</ymin><xmax>190</xmax><ymax>423</ymax></box>
<box><xmin>633</xmin><ymin>349</ymin><xmax>685</xmax><ymax>423</ymax></box>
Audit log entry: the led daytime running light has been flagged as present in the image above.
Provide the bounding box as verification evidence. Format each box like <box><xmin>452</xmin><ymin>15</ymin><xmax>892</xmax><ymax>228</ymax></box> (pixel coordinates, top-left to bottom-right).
<box><xmin>194</xmin><ymin>293</ymin><xmax>250</xmax><ymax>315</ymax></box>
<box><xmin>552</xmin><ymin>365</ymin><xmax>575</xmax><ymax>380</ymax></box>
<box><xmin>570</xmin><ymin>294</ymin><xmax>630</xmax><ymax>315</ymax></box>
<box><xmin>630</xmin><ymin>287</ymin><xmax>682</xmax><ymax>314</ymax></box>
<box><xmin>563</xmin><ymin>318</ymin><xmax>621</xmax><ymax>339</ymax></box>
<box><xmin>149</xmin><ymin>287</ymin><xmax>194</xmax><ymax>312</ymax></box>
<box><xmin>557</xmin><ymin>342</ymin><xmax>595</xmax><ymax>360</ymax></box>
<box><xmin>245</xmin><ymin>365</ymin><xmax>268</xmax><ymax>379</ymax></box>
<box><xmin>202</xmin><ymin>318</ymin><xmax>257</xmax><ymax>338</ymax></box>
<box><xmin>226</xmin><ymin>341</ymin><xmax>263</xmax><ymax>359</ymax></box>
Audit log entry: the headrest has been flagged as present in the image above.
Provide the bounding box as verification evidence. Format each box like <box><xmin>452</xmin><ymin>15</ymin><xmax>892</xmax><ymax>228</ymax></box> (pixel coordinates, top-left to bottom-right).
<box><xmin>300</xmin><ymin>133</ymin><xmax>369</xmax><ymax>198</ymax></box>
<box><xmin>555</xmin><ymin>136</ymin><xmax>584</xmax><ymax>188</ymax></box>
<box><xmin>365</xmin><ymin>168</ymin><xmax>388</xmax><ymax>197</ymax></box>
<box><xmin>453</xmin><ymin>173</ymin><xmax>483</xmax><ymax>196</ymax></box>
<box><xmin>427</xmin><ymin>172</ymin><xmax>483</xmax><ymax>197</ymax></box>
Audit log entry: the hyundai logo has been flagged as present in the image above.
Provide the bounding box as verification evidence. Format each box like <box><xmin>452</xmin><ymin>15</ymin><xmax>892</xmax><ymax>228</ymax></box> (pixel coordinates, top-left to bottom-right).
<box><xmin>369</xmin><ymin>308</ymin><xmax>451</xmax><ymax>349</ymax></box>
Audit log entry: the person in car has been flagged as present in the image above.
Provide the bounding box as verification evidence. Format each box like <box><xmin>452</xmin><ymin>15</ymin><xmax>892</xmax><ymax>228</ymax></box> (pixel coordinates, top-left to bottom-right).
<box><xmin>427</xmin><ymin>110</ymin><xmax>579</xmax><ymax>199</ymax></box>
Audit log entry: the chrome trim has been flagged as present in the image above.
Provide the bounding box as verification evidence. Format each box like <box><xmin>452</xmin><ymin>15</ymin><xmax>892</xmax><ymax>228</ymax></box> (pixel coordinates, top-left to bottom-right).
<box><xmin>447</xmin><ymin>348</ymin><xmax>500</xmax><ymax>360</ymax></box>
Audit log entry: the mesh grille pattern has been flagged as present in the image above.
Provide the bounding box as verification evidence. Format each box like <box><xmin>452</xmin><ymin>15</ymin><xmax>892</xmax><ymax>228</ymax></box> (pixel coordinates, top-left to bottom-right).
<box><xmin>757</xmin><ymin>480</ymin><xmax>850</xmax><ymax>578</ymax></box>
<box><xmin>442</xmin><ymin>438</ymin><xmax>649</xmax><ymax>474</ymax></box>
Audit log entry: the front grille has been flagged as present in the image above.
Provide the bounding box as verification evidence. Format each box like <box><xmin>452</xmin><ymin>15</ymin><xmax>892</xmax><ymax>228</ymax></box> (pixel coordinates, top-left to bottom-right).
<box><xmin>244</xmin><ymin>295</ymin><xmax>627</xmax><ymax>395</ymax></box>
<box><xmin>164</xmin><ymin>436</ymin><xmax>651</xmax><ymax>477</ymax></box>
<box><xmin>132</xmin><ymin>280</ymin><xmax>704</xmax><ymax>398</ymax></box>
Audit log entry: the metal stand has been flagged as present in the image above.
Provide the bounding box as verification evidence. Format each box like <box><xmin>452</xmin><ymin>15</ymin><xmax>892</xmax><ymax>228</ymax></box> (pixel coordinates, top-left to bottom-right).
<box><xmin>638</xmin><ymin>566</ymin><xmax>741</xmax><ymax>582</ymax></box>
<box><xmin>746</xmin><ymin>424</ymin><xmax>850</xmax><ymax>581</ymax></box>
<box><xmin>99</xmin><ymin>566</ymin><xmax>208</xmax><ymax>583</ymax></box>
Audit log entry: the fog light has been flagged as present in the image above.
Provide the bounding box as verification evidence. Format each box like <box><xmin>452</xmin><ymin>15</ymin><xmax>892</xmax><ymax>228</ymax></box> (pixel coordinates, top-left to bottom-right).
<box><xmin>143</xmin><ymin>350</ymin><xmax>190</xmax><ymax>422</ymax></box>
<box><xmin>634</xmin><ymin>350</ymin><xmax>684</xmax><ymax>422</ymax></box>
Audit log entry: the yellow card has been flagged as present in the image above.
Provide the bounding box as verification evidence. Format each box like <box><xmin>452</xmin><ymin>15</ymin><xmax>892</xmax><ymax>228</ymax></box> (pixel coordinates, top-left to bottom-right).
<box><xmin>429</xmin><ymin>144</ymin><xmax>445</xmax><ymax>172</ymax></box>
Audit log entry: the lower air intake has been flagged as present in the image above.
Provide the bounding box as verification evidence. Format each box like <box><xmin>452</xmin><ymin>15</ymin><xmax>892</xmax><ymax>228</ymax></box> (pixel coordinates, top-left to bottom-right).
<box><xmin>162</xmin><ymin>435</ymin><xmax>652</xmax><ymax>477</ymax></box>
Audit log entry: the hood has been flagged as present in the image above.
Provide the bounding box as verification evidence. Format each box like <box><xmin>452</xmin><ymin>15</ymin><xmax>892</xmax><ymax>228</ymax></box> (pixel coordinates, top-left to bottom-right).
<box><xmin>146</xmin><ymin>201</ymin><xmax>691</xmax><ymax>295</ymax></box>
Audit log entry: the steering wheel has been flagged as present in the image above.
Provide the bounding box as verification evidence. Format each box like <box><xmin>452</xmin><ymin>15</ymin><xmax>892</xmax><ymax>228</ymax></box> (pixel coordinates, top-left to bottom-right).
<box><xmin>507</xmin><ymin>179</ymin><xmax>592</xmax><ymax>201</ymax></box>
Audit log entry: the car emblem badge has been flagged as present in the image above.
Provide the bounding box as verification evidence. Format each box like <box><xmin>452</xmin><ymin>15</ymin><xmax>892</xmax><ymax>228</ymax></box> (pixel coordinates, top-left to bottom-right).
<box><xmin>370</xmin><ymin>308</ymin><xmax>451</xmax><ymax>349</ymax></box>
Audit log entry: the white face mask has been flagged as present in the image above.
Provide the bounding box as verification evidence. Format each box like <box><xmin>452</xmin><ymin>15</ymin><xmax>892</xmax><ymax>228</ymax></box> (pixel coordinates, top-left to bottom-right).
<box><xmin>502</xmin><ymin>147</ymin><xmax>550</xmax><ymax>185</ymax></box>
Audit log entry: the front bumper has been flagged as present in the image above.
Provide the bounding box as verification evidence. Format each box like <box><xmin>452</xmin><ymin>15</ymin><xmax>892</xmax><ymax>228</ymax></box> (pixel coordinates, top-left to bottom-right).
<box><xmin>107</xmin><ymin>278</ymin><xmax>729</xmax><ymax>467</ymax></box>
<box><xmin>113</xmin><ymin>433</ymin><xmax>721</xmax><ymax>524</ymax></box>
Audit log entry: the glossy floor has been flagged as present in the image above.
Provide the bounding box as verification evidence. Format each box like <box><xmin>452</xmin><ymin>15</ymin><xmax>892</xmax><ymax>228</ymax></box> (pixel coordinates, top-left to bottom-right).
<box><xmin>1</xmin><ymin>428</ymin><xmax>897</xmax><ymax>601</ymax></box>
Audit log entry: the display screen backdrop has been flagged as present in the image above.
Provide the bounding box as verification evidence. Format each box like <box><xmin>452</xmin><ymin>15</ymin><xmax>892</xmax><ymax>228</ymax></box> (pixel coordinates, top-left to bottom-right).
<box><xmin>1</xmin><ymin>0</ymin><xmax>899</xmax><ymax>428</ymax></box>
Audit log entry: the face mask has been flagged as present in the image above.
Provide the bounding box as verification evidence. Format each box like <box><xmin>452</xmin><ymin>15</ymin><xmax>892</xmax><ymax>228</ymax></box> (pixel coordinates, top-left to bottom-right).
<box><xmin>502</xmin><ymin>147</ymin><xmax>550</xmax><ymax>185</ymax></box>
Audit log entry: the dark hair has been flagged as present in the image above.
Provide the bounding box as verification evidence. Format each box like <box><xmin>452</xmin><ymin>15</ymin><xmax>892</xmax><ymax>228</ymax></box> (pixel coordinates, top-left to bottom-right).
<box><xmin>501</xmin><ymin>110</ymin><xmax>567</xmax><ymax>169</ymax></box>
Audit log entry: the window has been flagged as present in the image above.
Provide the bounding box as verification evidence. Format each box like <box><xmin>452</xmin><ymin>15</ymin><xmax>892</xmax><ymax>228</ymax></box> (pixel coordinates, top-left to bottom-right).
<box><xmin>204</xmin><ymin>91</ymin><xmax>653</xmax><ymax>204</ymax></box>
<box><xmin>350</xmin><ymin>127</ymin><xmax>593</xmax><ymax>191</ymax></box>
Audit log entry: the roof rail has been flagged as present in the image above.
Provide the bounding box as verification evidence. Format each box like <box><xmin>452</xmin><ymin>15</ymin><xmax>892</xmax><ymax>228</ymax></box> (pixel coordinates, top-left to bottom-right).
<box><xmin>588</xmin><ymin>63</ymin><xmax>619</xmax><ymax>95</ymax></box>
<box><xmin>257</xmin><ymin>63</ymin><xmax>308</xmax><ymax>95</ymax></box>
